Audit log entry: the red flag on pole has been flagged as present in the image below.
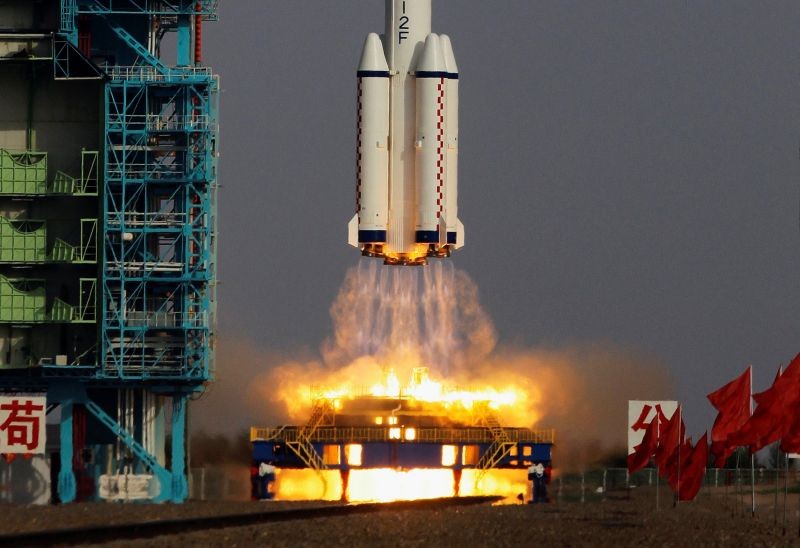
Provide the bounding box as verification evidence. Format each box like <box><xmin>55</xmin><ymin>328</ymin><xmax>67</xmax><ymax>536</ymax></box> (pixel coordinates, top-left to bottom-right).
<box><xmin>734</xmin><ymin>354</ymin><xmax>800</xmax><ymax>453</ymax></box>
<box><xmin>678</xmin><ymin>434</ymin><xmax>709</xmax><ymax>501</ymax></box>
<box><xmin>707</xmin><ymin>366</ymin><xmax>751</xmax><ymax>467</ymax></box>
<box><xmin>666</xmin><ymin>436</ymin><xmax>693</xmax><ymax>489</ymax></box>
<box><xmin>627</xmin><ymin>415</ymin><xmax>659</xmax><ymax>474</ymax></box>
<box><xmin>753</xmin><ymin>365</ymin><xmax>783</xmax><ymax>407</ymax></box>
<box><xmin>779</xmin><ymin>409</ymin><xmax>800</xmax><ymax>454</ymax></box>
<box><xmin>654</xmin><ymin>406</ymin><xmax>684</xmax><ymax>471</ymax></box>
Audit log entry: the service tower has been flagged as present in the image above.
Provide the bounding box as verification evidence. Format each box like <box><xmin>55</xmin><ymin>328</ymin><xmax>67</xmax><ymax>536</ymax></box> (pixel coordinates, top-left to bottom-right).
<box><xmin>0</xmin><ymin>0</ymin><xmax>218</xmax><ymax>503</ymax></box>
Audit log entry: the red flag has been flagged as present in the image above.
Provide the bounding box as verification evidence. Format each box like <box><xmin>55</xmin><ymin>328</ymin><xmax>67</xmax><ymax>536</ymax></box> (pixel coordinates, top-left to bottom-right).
<box><xmin>753</xmin><ymin>365</ymin><xmax>782</xmax><ymax>407</ymax></box>
<box><xmin>654</xmin><ymin>406</ymin><xmax>684</xmax><ymax>471</ymax></box>
<box><xmin>780</xmin><ymin>400</ymin><xmax>800</xmax><ymax>453</ymax></box>
<box><xmin>707</xmin><ymin>366</ymin><xmax>751</xmax><ymax>467</ymax></box>
<box><xmin>627</xmin><ymin>415</ymin><xmax>659</xmax><ymax>474</ymax></box>
<box><xmin>679</xmin><ymin>434</ymin><xmax>709</xmax><ymax>501</ymax></box>
<box><xmin>665</xmin><ymin>436</ymin><xmax>692</xmax><ymax>489</ymax></box>
<box><xmin>780</xmin><ymin>420</ymin><xmax>800</xmax><ymax>452</ymax></box>
<box><xmin>734</xmin><ymin>355</ymin><xmax>800</xmax><ymax>452</ymax></box>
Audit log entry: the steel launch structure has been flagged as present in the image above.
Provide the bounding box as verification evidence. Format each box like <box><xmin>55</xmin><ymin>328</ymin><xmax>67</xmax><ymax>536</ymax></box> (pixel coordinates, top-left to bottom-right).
<box><xmin>251</xmin><ymin>384</ymin><xmax>554</xmax><ymax>500</ymax></box>
<box><xmin>0</xmin><ymin>0</ymin><xmax>217</xmax><ymax>503</ymax></box>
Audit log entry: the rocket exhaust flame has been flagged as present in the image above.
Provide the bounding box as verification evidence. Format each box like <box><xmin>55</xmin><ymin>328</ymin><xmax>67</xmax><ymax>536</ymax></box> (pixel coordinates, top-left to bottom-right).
<box><xmin>259</xmin><ymin>261</ymin><xmax>546</xmax><ymax>502</ymax></box>
<box><xmin>240</xmin><ymin>258</ymin><xmax>675</xmax><ymax>491</ymax></box>
<box><xmin>265</xmin><ymin>260</ymin><xmax>543</xmax><ymax>429</ymax></box>
<box><xmin>273</xmin><ymin>469</ymin><xmax>530</xmax><ymax>503</ymax></box>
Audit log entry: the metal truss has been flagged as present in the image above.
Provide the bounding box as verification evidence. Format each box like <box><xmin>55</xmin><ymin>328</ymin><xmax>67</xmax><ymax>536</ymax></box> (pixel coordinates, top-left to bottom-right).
<box><xmin>101</xmin><ymin>72</ymin><xmax>217</xmax><ymax>380</ymax></box>
<box><xmin>77</xmin><ymin>0</ymin><xmax>219</xmax><ymax>19</ymax></box>
<box><xmin>0</xmin><ymin>0</ymin><xmax>222</xmax><ymax>504</ymax></box>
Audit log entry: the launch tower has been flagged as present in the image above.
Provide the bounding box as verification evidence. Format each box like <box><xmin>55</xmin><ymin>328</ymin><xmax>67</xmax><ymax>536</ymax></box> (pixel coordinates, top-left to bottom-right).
<box><xmin>0</xmin><ymin>0</ymin><xmax>218</xmax><ymax>503</ymax></box>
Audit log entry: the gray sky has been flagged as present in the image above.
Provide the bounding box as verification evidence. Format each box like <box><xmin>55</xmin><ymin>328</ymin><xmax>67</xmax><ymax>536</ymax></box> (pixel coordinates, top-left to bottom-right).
<box><xmin>200</xmin><ymin>1</ymin><xmax>800</xmax><ymax>435</ymax></box>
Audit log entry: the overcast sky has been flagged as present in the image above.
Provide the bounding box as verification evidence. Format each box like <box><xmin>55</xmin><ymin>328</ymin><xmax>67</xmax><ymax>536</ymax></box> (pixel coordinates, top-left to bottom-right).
<box><xmin>199</xmin><ymin>1</ymin><xmax>800</xmax><ymax>435</ymax></box>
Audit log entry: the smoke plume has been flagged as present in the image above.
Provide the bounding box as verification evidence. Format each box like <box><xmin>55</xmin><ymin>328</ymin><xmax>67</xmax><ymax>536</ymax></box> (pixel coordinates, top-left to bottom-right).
<box><xmin>193</xmin><ymin>259</ymin><xmax>674</xmax><ymax>471</ymax></box>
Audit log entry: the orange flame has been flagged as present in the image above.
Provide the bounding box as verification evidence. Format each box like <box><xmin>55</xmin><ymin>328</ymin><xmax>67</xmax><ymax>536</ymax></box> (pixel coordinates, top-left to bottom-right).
<box><xmin>274</xmin><ymin>468</ymin><xmax>530</xmax><ymax>502</ymax></box>
<box><xmin>315</xmin><ymin>367</ymin><xmax>531</xmax><ymax>421</ymax></box>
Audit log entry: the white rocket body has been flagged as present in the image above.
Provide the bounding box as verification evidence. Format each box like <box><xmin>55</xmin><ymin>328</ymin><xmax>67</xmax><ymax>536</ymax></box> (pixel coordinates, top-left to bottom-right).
<box><xmin>349</xmin><ymin>0</ymin><xmax>464</xmax><ymax>265</ymax></box>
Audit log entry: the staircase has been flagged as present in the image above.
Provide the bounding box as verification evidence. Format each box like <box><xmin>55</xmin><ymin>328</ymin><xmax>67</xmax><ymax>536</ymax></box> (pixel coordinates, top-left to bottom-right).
<box><xmin>474</xmin><ymin>405</ymin><xmax>516</xmax><ymax>485</ymax></box>
<box><xmin>286</xmin><ymin>398</ymin><xmax>334</xmax><ymax>471</ymax></box>
<box><xmin>100</xmin><ymin>16</ymin><xmax>169</xmax><ymax>74</ymax></box>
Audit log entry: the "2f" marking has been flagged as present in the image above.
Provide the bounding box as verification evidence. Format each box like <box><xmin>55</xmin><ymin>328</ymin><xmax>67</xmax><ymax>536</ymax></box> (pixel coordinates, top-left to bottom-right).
<box><xmin>398</xmin><ymin>1</ymin><xmax>410</xmax><ymax>44</ymax></box>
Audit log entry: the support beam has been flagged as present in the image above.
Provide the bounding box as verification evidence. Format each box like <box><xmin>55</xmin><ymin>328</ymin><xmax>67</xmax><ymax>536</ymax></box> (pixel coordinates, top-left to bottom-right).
<box><xmin>26</xmin><ymin>64</ymin><xmax>35</xmax><ymax>151</ymax></box>
<box><xmin>171</xmin><ymin>394</ymin><xmax>188</xmax><ymax>502</ymax></box>
<box><xmin>58</xmin><ymin>401</ymin><xmax>76</xmax><ymax>503</ymax></box>
<box><xmin>176</xmin><ymin>15</ymin><xmax>191</xmax><ymax>66</ymax></box>
<box><xmin>83</xmin><ymin>398</ymin><xmax>172</xmax><ymax>502</ymax></box>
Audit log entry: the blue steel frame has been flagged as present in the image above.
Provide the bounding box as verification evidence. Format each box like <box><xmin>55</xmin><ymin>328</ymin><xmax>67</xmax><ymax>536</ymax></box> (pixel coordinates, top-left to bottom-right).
<box><xmin>253</xmin><ymin>440</ymin><xmax>553</xmax><ymax>471</ymax></box>
<box><xmin>20</xmin><ymin>0</ymin><xmax>219</xmax><ymax>503</ymax></box>
<box><xmin>101</xmin><ymin>72</ymin><xmax>217</xmax><ymax>381</ymax></box>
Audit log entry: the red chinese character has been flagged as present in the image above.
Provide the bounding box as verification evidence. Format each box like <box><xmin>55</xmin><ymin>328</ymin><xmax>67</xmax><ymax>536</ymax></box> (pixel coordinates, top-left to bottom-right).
<box><xmin>0</xmin><ymin>399</ymin><xmax>44</xmax><ymax>451</ymax></box>
<box><xmin>631</xmin><ymin>404</ymin><xmax>652</xmax><ymax>431</ymax></box>
<box><xmin>631</xmin><ymin>404</ymin><xmax>669</xmax><ymax>432</ymax></box>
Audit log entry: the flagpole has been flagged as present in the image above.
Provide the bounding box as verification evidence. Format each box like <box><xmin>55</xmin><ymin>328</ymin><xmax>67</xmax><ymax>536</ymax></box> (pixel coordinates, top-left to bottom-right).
<box><xmin>725</xmin><ymin>462</ymin><xmax>729</xmax><ymax>515</ymax></box>
<box><xmin>775</xmin><ymin>456</ymin><xmax>779</xmax><ymax>525</ymax></box>
<box><xmin>750</xmin><ymin>451</ymin><xmax>755</xmax><ymax>516</ymax></box>
<box><xmin>735</xmin><ymin>449</ymin><xmax>743</xmax><ymax>516</ymax></box>
<box><xmin>656</xmin><ymin>465</ymin><xmax>659</xmax><ymax>511</ymax></box>
<box><xmin>750</xmin><ymin>366</ymin><xmax>755</xmax><ymax>517</ymax></box>
<box><xmin>674</xmin><ymin>405</ymin><xmax>681</xmax><ymax>508</ymax></box>
<box><xmin>784</xmin><ymin>451</ymin><xmax>789</xmax><ymax>535</ymax></box>
<box><xmin>656</xmin><ymin>416</ymin><xmax>660</xmax><ymax>512</ymax></box>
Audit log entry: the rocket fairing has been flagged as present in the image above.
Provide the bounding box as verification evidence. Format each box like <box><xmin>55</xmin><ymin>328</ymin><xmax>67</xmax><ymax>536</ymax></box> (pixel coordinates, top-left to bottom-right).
<box><xmin>348</xmin><ymin>0</ymin><xmax>464</xmax><ymax>266</ymax></box>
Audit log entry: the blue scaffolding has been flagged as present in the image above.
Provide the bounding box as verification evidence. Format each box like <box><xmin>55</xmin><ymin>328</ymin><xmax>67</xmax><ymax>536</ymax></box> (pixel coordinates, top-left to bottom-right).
<box><xmin>0</xmin><ymin>0</ymin><xmax>218</xmax><ymax>503</ymax></box>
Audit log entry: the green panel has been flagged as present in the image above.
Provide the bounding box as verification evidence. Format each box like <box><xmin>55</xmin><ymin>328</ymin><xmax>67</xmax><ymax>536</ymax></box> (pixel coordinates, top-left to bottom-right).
<box><xmin>73</xmin><ymin>278</ymin><xmax>97</xmax><ymax>323</ymax></box>
<box><xmin>0</xmin><ymin>150</ymin><xmax>47</xmax><ymax>195</ymax></box>
<box><xmin>79</xmin><ymin>150</ymin><xmax>99</xmax><ymax>195</ymax></box>
<box><xmin>50</xmin><ymin>238</ymin><xmax>77</xmax><ymax>262</ymax></box>
<box><xmin>51</xmin><ymin>171</ymin><xmax>77</xmax><ymax>194</ymax></box>
<box><xmin>50</xmin><ymin>298</ymin><xmax>75</xmax><ymax>322</ymax></box>
<box><xmin>0</xmin><ymin>276</ymin><xmax>46</xmax><ymax>323</ymax></box>
<box><xmin>0</xmin><ymin>218</ymin><xmax>47</xmax><ymax>263</ymax></box>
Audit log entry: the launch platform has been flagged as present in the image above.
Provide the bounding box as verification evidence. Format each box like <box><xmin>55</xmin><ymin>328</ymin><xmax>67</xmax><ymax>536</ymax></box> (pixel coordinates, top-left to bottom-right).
<box><xmin>250</xmin><ymin>384</ymin><xmax>554</xmax><ymax>499</ymax></box>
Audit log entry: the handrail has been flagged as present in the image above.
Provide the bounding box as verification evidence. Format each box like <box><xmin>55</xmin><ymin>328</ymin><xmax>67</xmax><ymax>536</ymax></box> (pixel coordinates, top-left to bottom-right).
<box><xmin>251</xmin><ymin>426</ymin><xmax>556</xmax><ymax>444</ymax></box>
<box><xmin>107</xmin><ymin>113</ymin><xmax>215</xmax><ymax>131</ymax></box>
<box><xmin>104</xmin><ymin>65</ymin><xmax>214</xmax><ymax>82</ymax></box>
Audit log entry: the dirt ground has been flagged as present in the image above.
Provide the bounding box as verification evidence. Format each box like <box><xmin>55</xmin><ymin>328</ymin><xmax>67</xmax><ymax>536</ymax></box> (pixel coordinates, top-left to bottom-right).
<box><xmin>3</xmin><ymin>487</ymin><xmax>800</xmax><ymax>546</ymax></box>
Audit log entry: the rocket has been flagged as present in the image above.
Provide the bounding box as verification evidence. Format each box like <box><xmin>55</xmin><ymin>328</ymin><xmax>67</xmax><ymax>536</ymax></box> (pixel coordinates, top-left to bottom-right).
<box><xmin>348</xmin><ymin>0</ymin><xmax>464</xmax><ymax>266</ymax></box>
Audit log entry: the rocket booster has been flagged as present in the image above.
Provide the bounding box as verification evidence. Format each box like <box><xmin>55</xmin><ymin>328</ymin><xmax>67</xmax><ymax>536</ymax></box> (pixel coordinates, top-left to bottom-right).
<box><xmin>348</xmin><ymin>0</ymin><xmax>464</xmax><ymax>266</ymax></box>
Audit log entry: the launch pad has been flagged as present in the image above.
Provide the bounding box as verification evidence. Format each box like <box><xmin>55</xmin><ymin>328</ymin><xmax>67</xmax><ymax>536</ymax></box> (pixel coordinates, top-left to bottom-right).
<box><xmin>250</xmin><ymin>376</ymin><xmax>554</xmax><ymax>500</ymax></box>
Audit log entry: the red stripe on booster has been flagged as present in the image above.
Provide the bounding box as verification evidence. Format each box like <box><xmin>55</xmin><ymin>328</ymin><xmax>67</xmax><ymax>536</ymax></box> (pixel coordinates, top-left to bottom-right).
<box><xmin>435</xmin><ymin>78</ymin><xmax>445</xmax><ymax>219</ymax></box>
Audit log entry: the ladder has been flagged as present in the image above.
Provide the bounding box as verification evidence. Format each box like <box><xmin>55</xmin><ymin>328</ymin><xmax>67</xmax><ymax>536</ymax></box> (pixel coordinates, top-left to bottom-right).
<box><xmin>474</xmin><ymin>405</ymin><xmax>516</xmax><ymax>485</ymax></box>
<box><xmin>60</xmin><ymin>0</ymin><xmax>77</xmax><ymax>34</ymax></box>
<box><xmin>286</xmin><ymin>398</ymin><xmax>334</xmax><ymax>471</ymax></box>
<box><xmin>97</xmin><ymin>14</ymin><xmax>169</xmax><ymax>74</ymax></box>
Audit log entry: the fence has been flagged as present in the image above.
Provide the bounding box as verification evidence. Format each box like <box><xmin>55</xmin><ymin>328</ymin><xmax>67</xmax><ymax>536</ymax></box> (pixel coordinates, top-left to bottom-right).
<box><xmin>551</xmin><ymin>467</ymin><xmax>800</xmax><ymax>504</ymax></box>
<box><xmin>188</xmin><ymin>466</ymin><xmax>250</xmax><ymax>501</ymax></box>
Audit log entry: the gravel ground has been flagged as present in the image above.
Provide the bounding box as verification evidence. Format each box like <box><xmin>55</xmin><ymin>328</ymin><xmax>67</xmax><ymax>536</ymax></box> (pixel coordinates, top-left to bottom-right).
<box><xmin>5</xmin><ymin>488</ymin><xmax>800</xmax><ymax>546</ymax></box>
<box><xmin>0</xmin><ymin>500</ymin><xmax>341</xmax><ymax>535</ymax></box>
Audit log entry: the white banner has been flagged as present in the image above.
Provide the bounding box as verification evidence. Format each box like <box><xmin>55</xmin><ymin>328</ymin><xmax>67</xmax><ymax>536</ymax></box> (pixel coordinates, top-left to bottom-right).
<box><xmin>628</xmin><ymin>400</ymin><xmax>678</xmax><ymax>455</ymax></box>
<box><xmin>0</xmin><ymin>395</ymin><xmax>46</xmax><ymax>454</ymax></box>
